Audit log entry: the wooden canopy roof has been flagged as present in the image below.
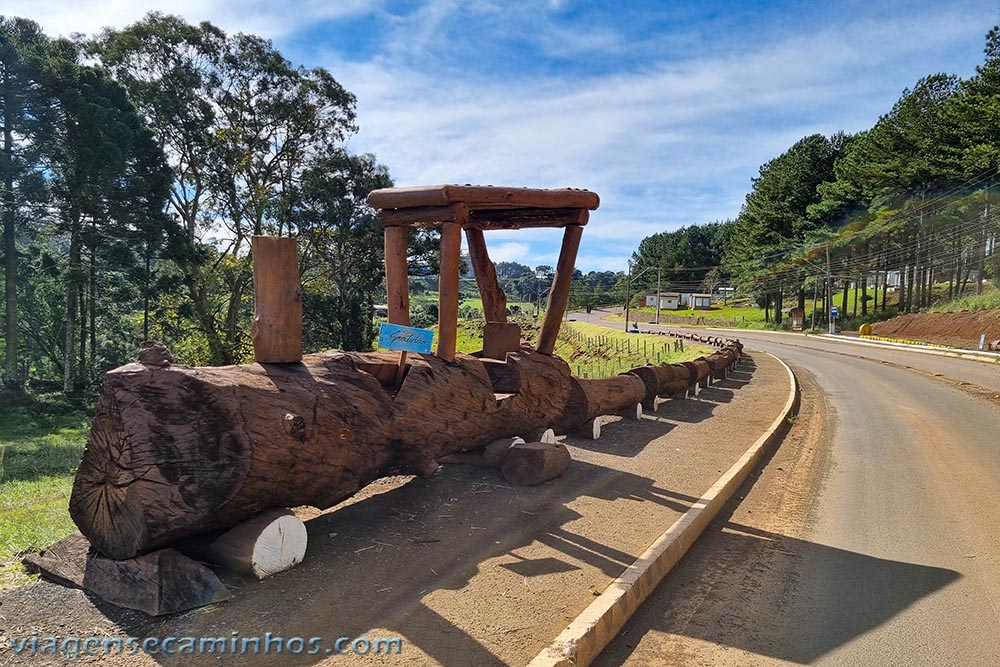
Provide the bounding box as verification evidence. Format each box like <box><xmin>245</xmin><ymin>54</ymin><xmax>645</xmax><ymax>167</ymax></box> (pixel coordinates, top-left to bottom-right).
<box><xmin>367</xmin><ymin>184</ymin><xmax>600</xmax><ymax>230</ymax></box>
<box><xmin>373</xmin><ymin>183</ymin><xmax>599</xmax><ymax>361</ymax></box>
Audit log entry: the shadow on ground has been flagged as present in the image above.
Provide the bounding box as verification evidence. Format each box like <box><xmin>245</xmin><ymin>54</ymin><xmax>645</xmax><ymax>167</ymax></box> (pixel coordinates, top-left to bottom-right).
<box><xmin>5</xmin><ymin>457</ymin><xmax>700</xmax><ymax>666</ymax></box>
<box><xmin>596</xmin><ymin>522</ymin><xmax>960</xmax><ymax>665</ymax></box>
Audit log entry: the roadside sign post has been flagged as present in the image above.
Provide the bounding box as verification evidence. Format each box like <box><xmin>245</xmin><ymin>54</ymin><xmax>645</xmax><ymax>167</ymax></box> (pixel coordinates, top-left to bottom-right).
<box><xmin>829</xmin><ymin>305</ymin><xmax>838</xmax><ymax>334</ymax></box>
<box><xmin>980</xmin><ymin>333</ymin><xmax>987</xmax><ymax>351</ymax></box>
<box><xmin>378</xmin><ymin>322</ymin><xmax>434</xmax><ymax>389</ymax></box>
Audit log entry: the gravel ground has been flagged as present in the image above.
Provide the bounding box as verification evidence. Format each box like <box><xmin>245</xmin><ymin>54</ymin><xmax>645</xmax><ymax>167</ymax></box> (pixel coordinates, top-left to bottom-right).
<box><xmin>0</xmin><ymin>351</ymin><xmax>790</xmax><ymax>667</ymax></box>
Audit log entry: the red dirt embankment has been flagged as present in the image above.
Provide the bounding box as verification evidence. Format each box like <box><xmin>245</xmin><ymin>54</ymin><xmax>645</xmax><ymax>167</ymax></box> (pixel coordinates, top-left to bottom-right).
<box><xmin>871</xmin><ymin>309</ymin><xmax>1000</xmax><ymax>348</ymax></box>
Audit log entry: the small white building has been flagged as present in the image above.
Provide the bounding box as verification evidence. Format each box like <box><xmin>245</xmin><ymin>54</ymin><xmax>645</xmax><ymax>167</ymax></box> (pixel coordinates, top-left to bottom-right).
<box><xmin>645</xmin><ymin>292</ymin><xmax>681</xmax><ymax>310</ymax></box>
<box><xmin>691</xmin><ymin>293</ymin><xmax>712</xmax><ymax>309</ymax></box>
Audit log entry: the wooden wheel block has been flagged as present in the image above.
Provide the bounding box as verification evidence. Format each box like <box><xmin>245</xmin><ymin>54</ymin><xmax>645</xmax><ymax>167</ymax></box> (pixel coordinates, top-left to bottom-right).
<box><xmin>483</xmin><ymin>436</ymin><xmax>525</xmax><ymax>467</ymax></box>
<box><xmin>577</xmin><ymin>417</ymin><xmax>601</xmax><ymax>440</ymax></box>
<box><xmin>527</xmin><ymin>427</ymin><xmax>557</xmax><ymax>443</ymax></box>
<box><xmin>206</xmin><ymin>508</ymin><xmax>308</xmax><ymax>579</ymax></box>
<box><xmin>501</xmin><ymin>442</ymin><xmax>572</xmax><ymax>486</ymax></box>
<box><xmin>617</xmin><ymin>403</ymin><xmax>642</xmax><ymax>421</ymax></box>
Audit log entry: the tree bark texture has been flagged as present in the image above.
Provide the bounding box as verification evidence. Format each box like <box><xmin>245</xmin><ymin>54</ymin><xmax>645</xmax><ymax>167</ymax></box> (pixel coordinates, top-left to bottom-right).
<box><xmin>71</xmin><ymin>341</ymin><xmax>743</xmax><ymax>560</ymax></box>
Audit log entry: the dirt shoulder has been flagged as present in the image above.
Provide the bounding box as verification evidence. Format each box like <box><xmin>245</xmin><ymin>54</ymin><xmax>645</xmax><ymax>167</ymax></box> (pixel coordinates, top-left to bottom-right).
<box><xmin>0</xmin><ymin>352</ymin><xmax>790</xmax><ymax>667</ymax></box>
<box><xmin>594</xmin><ymin>362</ymin><xmax>833</xmax><ymax>667</ymax></box>
<box><xmin>871</xmin><ymin>309</ymin><xmax>1000</xmax><ymax>348</ymax></box>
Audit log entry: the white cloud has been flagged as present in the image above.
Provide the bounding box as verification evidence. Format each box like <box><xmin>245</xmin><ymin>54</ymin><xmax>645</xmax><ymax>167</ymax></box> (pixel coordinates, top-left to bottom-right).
<box><xmin>8</xmin><ymin>1</ymin><xmax>996</xmax><ymax>272</ymax></box>
<box><xmin>5</xmin><ymin>0</ymin><xmax>378</xmax><ymax>39</ymax></box>
<box><xmin>326</xmin><ymin>7</ymin><xmax>989</xmax><ymax>270</ymax></box>
<box><xmin>486</xmin><ymin>242</ymin><xmax>533</xmax><ymax>263</ymax></box>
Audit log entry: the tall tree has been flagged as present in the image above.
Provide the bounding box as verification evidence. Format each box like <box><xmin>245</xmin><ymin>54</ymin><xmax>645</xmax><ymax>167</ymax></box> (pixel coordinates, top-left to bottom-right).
<box><xmin>296</xmin><ymin>149</ymin><xmax>391</xmax><ymax>352</ymax></box>
<box><xmin>42</xmin><ymin>41</ymin><xmax>173</xmax><ymax>391</ymax></box>
<box><xmin>0</xmin><ymin>17</ymin><xmax>51</xmax><ymax>388</ymax></box>
<box><xmin>92</xmin><ymin>13</ymin><xmax>404</xmax><ymax>364</ymax></box>
<box><xmin>726</xmin><ymin>134</ymin><xmax>844</xmax><ymax>313</ymax></box>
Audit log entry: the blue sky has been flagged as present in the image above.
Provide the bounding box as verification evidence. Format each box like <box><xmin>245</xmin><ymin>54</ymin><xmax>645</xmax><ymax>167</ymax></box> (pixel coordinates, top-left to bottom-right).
<box><xmin>11</xmin><ymin>0</ymin><xmax>1000</xmax><ymax>271</ymax></box>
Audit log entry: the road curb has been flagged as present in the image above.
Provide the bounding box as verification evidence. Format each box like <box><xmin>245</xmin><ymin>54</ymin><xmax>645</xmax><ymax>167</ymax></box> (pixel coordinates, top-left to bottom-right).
<box><xmin>526</xmin><ymin>352</ymin><xmax>800</xmax><ymax>667</ymax></box>
<box><xmin>814</xmin><ymin>333</ymin><xmax>1000</xmax><ymax>362</ymax></box>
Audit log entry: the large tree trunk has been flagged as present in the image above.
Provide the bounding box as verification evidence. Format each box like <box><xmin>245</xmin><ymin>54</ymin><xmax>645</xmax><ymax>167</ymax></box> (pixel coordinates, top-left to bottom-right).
<box><xmin>71</xmin><ymin>342</ymin><xmax>743</xmax><ymax>560</ymax></box>
<box><xmin>63</xmin><ymin>212</ymin><xmax>81</xmax><ymax>394</ymax></box>
<box><xmin>2</xmin><ymin>70</ymin><xmax>18</xmax><ymax>388</ymax></box>
<box><xmin>71</xmin><ymin>347</ymin><xmax>572</xmax><ymax>559</ymax></box>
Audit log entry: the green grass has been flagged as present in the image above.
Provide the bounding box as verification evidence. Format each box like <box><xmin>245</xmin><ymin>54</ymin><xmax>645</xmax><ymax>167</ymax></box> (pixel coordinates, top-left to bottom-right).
<box><xmin>448</xmin><ymin>317</ymin><xmax>712</xmax><ymax>378</ymax></box>
<box><xmin>609</xmin><ymin>288</ymin><xmax>892</xmax><ymax>331</ymax></box>
<box><xmin>557</xmin><ymin>321</ymin><xmax>713</xmax><ymax>377</ymax></box>
<box><xmin>462</xmin><ymin>297</ymin><xmax>536</xmax><ymax>316</ymax></box>
<box><xmin>0</xmin><ymin>395</ymin><xmax>90</xmax><ymax>588</ymax></box>
<box><xmin>932</xmin><ymin>286</ymin><xmax>1000</xmax><ymax>312</ymax></box>
<box><xmin>606</xmin><ymin>304</ymin><xmax>770</xmax><ymax>328</ymax></box>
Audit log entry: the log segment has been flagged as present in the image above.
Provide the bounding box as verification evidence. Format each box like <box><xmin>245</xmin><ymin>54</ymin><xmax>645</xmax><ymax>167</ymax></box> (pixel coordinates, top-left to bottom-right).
<box><xmin>555</xmin><ymin>374</ymin><xmax>646</xmax><ymax>434</ymax></box>
<box><xmin>501</xmin><ymin>442</ymin><xmax>572</xmax><ymax>486</ymax></box>
<box><xmin>465</xmin><ymin>228</ymin><xmax>507</xmax><ymax>323</ymax></box>
<box><xmin>71</xmin><ymin>347</ymin><xmax>573</xmax><ymax>559</ymax></box>
<box><xmin>537</xmin><ymin>225</ymin><xmax>583</xmax><ymax>355</ymax></box>
<box><xmin>204</xmin><ymin>509</ymin><xmax>308</xmax><ymax>579</ymax></box>
<box><xmin>367</xmin><ymin>184</ymin><xmax>600</xmax><ymax>211</ymax></box>
<box><xmin>251</xmin><ymin>236</ymin><xmax>302</xmax><ymax>363</ymax></box>
<box><xmin>437</xmin><ymin>218</ymin><xmax>464</xmax><ymax>361</ymax></box>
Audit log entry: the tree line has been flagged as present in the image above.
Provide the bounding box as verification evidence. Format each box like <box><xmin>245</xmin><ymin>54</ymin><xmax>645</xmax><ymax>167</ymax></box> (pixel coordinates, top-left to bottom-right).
<box><xmin>630</xmin><ymin>26</ymin><xmax>1000</xmax><ymax>324</ymax></box>
<box><xmin>1</xmin><ymin>13</ymin><xmax>440</xmax><ymax>394</ymax></box>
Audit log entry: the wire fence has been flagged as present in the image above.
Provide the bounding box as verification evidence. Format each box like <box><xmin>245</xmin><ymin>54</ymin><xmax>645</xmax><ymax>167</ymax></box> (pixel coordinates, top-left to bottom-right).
<box><xmin>557</xmin><ymin>325</ymin><xmax>689</xmax><ymax>378</ymax></box>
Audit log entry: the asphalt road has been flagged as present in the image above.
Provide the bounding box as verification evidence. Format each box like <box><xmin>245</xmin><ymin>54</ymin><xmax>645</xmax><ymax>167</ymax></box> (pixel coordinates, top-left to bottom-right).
<box><xmin>586</xmin><ymin>320</ymin><xmax>1000</xmax><ymax>666</ymax></box>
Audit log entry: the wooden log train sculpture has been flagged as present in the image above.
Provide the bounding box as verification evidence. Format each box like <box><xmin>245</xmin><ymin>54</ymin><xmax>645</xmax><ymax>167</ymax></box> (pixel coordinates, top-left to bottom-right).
<box><xmin>69</xmin><ymin>338</ymin><xmax>743</xmax><ymax>560</ymax></box>
<box><xmin>29</xmin><ymin>185</ymin><xmax>751</xmax><ymax>615</ymax></box>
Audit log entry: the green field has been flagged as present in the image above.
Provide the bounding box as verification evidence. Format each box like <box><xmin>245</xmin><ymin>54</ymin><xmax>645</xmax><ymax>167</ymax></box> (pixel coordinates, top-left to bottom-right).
<box><xmin>610</xmin><ymin>289</ymin><xmax>893</xmax><ymax>330</ymax></box>
<box><xmin>0</xmin><ymin>396</ymin><xmax>90</xmax><ymax>587</ymax></box>
<box><xmin>446</xmin><ymin>317</ymin><xmax>712</xmax><ymax>377</ymax></box>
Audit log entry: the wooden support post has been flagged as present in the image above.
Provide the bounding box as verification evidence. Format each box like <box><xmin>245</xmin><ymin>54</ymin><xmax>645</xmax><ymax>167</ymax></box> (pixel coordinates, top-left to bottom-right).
<box><xmin>437</xmin><ymin>209</ymin><xmax>465</xmax><ymax>361</ymax></box>
<box><xmin>618</xmin><ymin>403</ymin><xmax>643</xmax><ymax>421</ymax></box>
<box><xmin>527</xmin><ymin>427</ymin><xmax>557</xmax><ymax>444</ymax></box>
<box><xmin>537</xmin><ymin>224</ymin><xmax>584</xmax><ymax>355</ymax></box>
<box><xmin>252</xmin><ymin>236</ymin><xmax>302</xmax><ymax>363</ymax></box>
<box><xmin>384</xmin><ymin>226</ymin><xmax>410</xmax><ymax>326</ymax></box>
<box><xmin>465</xmin><ymin>228</ymin><xmax>507</xmax><ymax>322</ymax></box>
<box><xmin>579</xmin><ymin>417</ymin><xmax>601</xmax><ymax>440</ymax></box>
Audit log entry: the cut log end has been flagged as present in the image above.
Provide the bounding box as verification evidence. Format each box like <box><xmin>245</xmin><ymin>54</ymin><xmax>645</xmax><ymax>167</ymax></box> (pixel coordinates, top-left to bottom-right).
<box><xmin>69</xmin><ymin>402</ymin><xmax>149</xmax><ymax>560</ymax></box>
<box><xmin>206</xmin><ymin>509</ymin><xmax>308</xmax><ymax>579</ymax></box>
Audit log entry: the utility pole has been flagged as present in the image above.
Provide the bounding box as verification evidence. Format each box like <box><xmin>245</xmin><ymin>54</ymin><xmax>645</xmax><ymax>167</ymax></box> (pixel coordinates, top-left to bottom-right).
<box><xmin>623</xmin><ymin>263</ymin><xmax>632</xmax><ymax>332</ymax></box>
<box><xmin>826</xmin><ymin>243</ymin><xmax>835</xmax><ymax>334</ymax></box>
<box><xmin>811</xmin><ymin>277</ymin><xmax>818</xmax><ymax>331</ymax></box>
<box><xmin>654</xmin><ymin>267</ymin><xmax>662</xmax><ymax>325</ymax></box>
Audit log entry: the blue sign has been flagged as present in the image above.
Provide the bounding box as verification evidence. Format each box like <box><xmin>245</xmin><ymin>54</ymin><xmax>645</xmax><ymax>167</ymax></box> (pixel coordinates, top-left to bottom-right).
<box><xmin>378</xmin><ymin>323</ymin><xmax>434</xmax><ymax>353</ymax></box>
<box><xmin>830</xmin><ymin>306</ymin><xmax>839</xmax><ymax>317</ymax></box>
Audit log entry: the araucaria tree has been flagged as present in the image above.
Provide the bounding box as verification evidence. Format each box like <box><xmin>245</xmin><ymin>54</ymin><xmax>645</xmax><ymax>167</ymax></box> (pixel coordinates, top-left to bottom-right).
<box><xmin>1</xmin><ymin>18</ymin><xmax>174</xmax><ymax>392</ymax></box>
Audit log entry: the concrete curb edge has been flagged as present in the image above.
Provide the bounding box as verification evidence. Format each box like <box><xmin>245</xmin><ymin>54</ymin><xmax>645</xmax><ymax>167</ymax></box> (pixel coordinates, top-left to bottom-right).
<box><xmin>813</xmin><ymin>333</ymin><xmax>1000</xmax><ymax>361</ymax></box>
<box><xmin>526</xmin><ymin>352</ymin><xmax>801</xmax><ymax>667</ymax></box>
